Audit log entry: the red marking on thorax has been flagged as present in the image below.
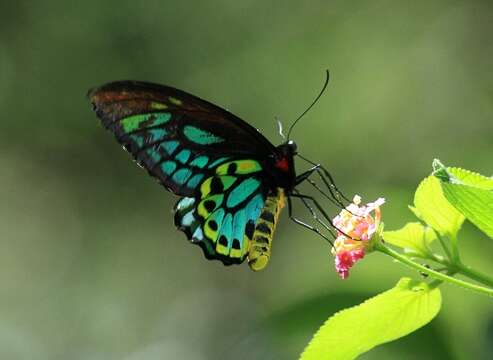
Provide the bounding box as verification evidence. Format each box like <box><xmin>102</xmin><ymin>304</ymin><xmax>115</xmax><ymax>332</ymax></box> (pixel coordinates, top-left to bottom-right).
<box><xmin>275</xmin><ymin>157</ymin><xmax>290</xmax><ymax>172</ymax></box>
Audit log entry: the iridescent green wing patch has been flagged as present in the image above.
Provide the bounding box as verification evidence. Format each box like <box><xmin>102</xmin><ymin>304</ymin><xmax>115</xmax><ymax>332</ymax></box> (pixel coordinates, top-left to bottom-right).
<box><xmin>174</xmin><ymin>159</ymin><xmax>270</xmax><ymax>266</ymax></box>
<box><xmin>183</xmin><ymin>125</ymin><xmax>224</xmax><ymax>145</ymax></box>
<box><xmin>90</xmin><ymin>100</ymin><xmax>231</xmax><ymax>196</ymax></box>
<box><xmin>119</xmin><ymin>111</ymin><xmax>230</xmax><ymax>196</ymax></box>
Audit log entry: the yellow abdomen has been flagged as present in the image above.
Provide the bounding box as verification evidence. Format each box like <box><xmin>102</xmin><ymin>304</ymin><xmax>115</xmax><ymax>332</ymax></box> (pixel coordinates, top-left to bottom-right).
<box><xmin>248</xmin><ymin>188</ymin><xmax>286</xmax><ymax>271</ymax></box>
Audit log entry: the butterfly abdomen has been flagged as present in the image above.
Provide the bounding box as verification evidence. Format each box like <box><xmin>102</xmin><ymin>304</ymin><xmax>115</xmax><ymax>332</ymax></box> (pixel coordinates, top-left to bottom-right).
<box><xmin>247</xmin><ymin>188</ymin><xmax>286</xmax><ymax>271</ymax></box>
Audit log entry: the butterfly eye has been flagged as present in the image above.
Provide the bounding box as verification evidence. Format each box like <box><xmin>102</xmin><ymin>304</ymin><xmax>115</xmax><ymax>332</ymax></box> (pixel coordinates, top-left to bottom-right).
<box><xmin>288</xmin><ymin>140</ymin><xmax>298</xmax><ymax>153</ymax></box>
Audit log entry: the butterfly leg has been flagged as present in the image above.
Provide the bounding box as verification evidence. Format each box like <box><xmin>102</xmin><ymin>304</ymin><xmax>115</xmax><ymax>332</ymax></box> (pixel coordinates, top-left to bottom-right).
<box><xmin>297</xmin><ymin>154</ymin><xmax>352</xmax><ymax>204</ymax></box>
<box><xmin>306</xmin><ymin>177</ymin><xmax>344</xmax><ymax>208</ymax></box>
<box><xmin>291</xmin><ymin>193</ymin><xmax>356</xmax><ymax>241</ymax></box>
<box><xmin>314</xmin><ymin>164</ymin><xmax>352</xmax><ymax>203</ymax></box>
<box><xmin>295</xmin><ymin>165</ymin><xmax>347</xmax><ymax>209</ymax></box>
<box><xmin>287</xmin><ymin>196</ymin><xmax>334</xmax><ymax>245</ymax></box>
<box><xmin>293</xmin><ymin>189</ymin><xmax>333</xmax><ymax>233</ymax></box>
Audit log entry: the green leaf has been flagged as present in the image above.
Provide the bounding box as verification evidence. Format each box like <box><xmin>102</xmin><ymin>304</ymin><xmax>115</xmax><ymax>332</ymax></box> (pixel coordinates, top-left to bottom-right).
<box><xmin>300</xmin><ymin>278</ymin><xmax>442</xmax><ymax>360</ymax></box>
<box><xmin>432</xmin><ymin>159</ymin><xmax>452</xmax><ymax>183</ymax></box>
<box><xmin>447</xmin><ymin>167</ymin><xmax>493</xmax><ymax>190</ymax></box>
<box><xmin>383</xmin><ymin>222</ymin><xmax>436</xmax><ymax>257</ymax></box>
<box><xmin>432</xmin><ymin>164</ymin><xmax>493</xmax><ymax>239</ymax></box>
<box><xmin>432</xmin><ymin>160</ymin><xmax>493</xmax><ymax>190</ymax></box>
<box><xmin>413</xmin><ymin>176</ymin><xmax>464</xmax><ymax>238</ymax></box>
<box><xmin>440</xmin><ymin>182</ymin><xmax>493</xmax><ymax>239</ymax></box>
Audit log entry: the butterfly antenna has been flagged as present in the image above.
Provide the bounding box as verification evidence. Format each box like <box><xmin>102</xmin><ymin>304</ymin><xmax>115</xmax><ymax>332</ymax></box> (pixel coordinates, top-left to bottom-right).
<box><xmin>287</xmin><ymin>70</ymin><xmax>330</xmax><ymax>140</ymax></box>
<box><xmin>276</xmin><ymin>116</ymin><xmax>286</xmax><ymax>139</ymax></box>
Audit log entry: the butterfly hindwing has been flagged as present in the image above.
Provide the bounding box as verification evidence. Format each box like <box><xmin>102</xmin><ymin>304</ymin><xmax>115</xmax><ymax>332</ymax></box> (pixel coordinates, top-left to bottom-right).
<box><xmin>175</xmin><ymin>159</ymin><xmax>270</xmax><ymax>266</ymax></box>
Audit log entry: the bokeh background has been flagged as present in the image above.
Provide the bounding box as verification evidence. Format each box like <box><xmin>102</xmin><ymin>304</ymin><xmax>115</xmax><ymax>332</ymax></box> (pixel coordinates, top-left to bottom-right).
<box><xmin>1</xmin><ymin>1</ymin><xmax>493</xmax><ymax>359</ymax></box>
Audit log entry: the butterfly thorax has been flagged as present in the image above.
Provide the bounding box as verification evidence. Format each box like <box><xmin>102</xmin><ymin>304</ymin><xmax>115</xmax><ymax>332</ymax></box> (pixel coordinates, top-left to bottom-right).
<box><xmin>264</xmin><ymin>140</ymin><xmax>297</xmax><ymax>193</ymax></box>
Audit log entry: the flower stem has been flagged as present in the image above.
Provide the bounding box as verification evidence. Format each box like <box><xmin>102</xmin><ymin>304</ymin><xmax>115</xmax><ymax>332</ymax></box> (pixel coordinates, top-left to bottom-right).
<box><xmin>455</xmin><ymin>262</ymin><xmax>493</xmax><ymax>288</ymax></box>
<box><xmin>375</xmin><ymin>243</ymin><xmax>493</xmax><ymax>297</ymax></box>
<box><xmin>428</xmin><ymin>269</ymin><xmax>459</xmax><ymax>290</ymax></box>
<box><xmin>424</xmin><ymin>252</ymin><xmax>493</xmax><ymax>288</ymax></box>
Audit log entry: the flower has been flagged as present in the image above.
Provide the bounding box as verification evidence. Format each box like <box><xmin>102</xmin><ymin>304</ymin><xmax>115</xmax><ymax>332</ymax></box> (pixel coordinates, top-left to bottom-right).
<box><xmin>331</xmin><ymin>195</ymin><xmax>385</xmax><ymax>279</ymax></box>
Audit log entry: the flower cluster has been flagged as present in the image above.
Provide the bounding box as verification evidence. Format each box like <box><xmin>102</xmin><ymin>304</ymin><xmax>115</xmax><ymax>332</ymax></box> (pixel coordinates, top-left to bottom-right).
<box><xmin>331</xmin><ymin>195</ymin><xmax>385</xmax><ymax>279</ymax></box>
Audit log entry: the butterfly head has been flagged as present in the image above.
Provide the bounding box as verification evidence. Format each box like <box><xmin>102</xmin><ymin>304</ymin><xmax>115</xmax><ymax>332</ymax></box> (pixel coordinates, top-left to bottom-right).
<box><xmin>267</xmin><ymin>140</ymin><xmax>297</xmax><ymax>190</ymax></box>
<box><xmin>278</xmin><ymin>140</ymin><xmax>297</xmax><ymax>156</ymax></box>
<box><xmin>275</xmin><ymin>140</ymin><xmax>297</xmax><ymax>167</ymax></box>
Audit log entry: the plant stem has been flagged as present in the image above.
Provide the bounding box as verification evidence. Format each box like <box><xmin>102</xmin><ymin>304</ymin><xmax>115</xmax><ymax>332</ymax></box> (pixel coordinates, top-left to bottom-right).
<box><xmin>449</xmin><ymin>234</ymin><xmax>460</xmax><ymax>263</ymax></box>
<box><xmin>428</xmin><ymin>270</ymin><xmax>455</xmax><ymax>290</ymax></box>
<box><xmin>375</xmin><ymin>243</ymin><xmax>493</xmax><ymax>297</ymax></box>
<box><xmin>424</xmin><ymin>253</ymin><xmax>493</xmax><ymax>288</ymax></box>
<box><xmin>435</xmin><ymin>233</ymin><xmax>452</xmax><ymax>261</ymax></box>
<box><xmin>455</xmin><ymin>262</ymin><xmax>493</xmax><ymax>288</ymax></box>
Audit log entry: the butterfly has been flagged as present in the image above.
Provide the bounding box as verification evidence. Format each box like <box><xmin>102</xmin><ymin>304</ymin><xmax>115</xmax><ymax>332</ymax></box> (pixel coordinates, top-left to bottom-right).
<box><xmin>88</xmin><ymin>72</ymin><xmax>347</xmax><ymax>271</ymax></box>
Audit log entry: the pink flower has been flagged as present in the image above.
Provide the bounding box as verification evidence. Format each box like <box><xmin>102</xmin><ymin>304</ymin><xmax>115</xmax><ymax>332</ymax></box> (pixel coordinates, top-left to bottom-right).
<box><xmin>331</xmin><ymin>195</ymin><xmax>385</xmax><ymax>279</ymax></box>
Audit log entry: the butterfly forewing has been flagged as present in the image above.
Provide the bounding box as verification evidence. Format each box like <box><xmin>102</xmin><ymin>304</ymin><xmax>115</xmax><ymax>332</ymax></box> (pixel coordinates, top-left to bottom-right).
<box><xmin>89</xmin><ymin>81</ymin><xmax>275</xmax><ymax>153</ymax></box>
<box><xmin>89</xmin><ymin>81</ymin><xmax>276</xmax><ymax>196</ymax></box>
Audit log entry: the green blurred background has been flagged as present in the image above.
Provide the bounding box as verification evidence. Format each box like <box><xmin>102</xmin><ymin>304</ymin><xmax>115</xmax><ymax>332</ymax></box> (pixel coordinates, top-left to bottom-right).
<box><xmin>1</xmin><ymin>1</ymin><xmax>492</xmax><ymax>359</ymax></box>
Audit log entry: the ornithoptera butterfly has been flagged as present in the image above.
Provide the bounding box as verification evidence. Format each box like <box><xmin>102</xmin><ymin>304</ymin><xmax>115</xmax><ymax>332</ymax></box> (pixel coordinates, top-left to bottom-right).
<box><xmin>88</xmin><ymin>72</ymin><xmax>347</xmax><ymax>271</ymax></box>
